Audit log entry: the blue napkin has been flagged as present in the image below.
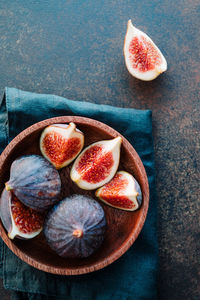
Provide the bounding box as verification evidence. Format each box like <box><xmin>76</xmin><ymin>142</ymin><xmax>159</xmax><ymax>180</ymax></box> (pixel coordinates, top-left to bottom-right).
<box><xmin>0</xmin><ymin>88</ymin><xmax>158</xmax><ymax>300</ymax></box>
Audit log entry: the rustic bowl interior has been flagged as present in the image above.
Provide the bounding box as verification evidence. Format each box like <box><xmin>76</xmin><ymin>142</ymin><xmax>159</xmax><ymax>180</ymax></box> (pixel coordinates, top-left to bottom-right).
<box><xmin>0</xmin><ymin>116</ymin><xmax>149</xmax><ymax>275</ymax></box>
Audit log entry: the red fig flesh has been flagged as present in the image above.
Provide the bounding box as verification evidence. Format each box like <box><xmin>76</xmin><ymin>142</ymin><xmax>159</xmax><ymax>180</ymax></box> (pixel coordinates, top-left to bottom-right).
<box><xmin>70</xmin><ymin>137</ymin><xmax>122</xmax><ymax>190</ymax></box>
<box><xmin>40</xmin><ymin>123</ymin><xmax>84</xmax><ymax>169</ymax></box>
<box><xmin>95</xmin><ymin>171</ymin><xmax>142</xmax><ymax>211</ymax></box>
<box><xmin>0</xmin><ymin>189</ymin><xmax>43</xmax><ymax>239</ymax></box>
<box><xmin>124</xmin><ymin>20</ymin><xmax>167</xmax><ymax>81</ymax></box>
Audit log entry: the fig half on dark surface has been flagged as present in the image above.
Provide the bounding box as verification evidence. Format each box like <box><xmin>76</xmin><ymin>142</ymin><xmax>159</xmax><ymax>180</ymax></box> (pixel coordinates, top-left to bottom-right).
<box><xmin>124</xmin><ymin>20</ymin><xmax>167</xmax><ymax>81</ymax></box>
<box><xmin>0</xmin><ymin>188</ymin><xmax>44</xmax><ymax>239</ymax></box>
<box><xmin>44</xmin><ymin>194</ymin><xmax>106</xmax><ymax>258</ymax></box>
<box><xmin>5</xmin><ymin>155</ymin><xmax>61</xmax><ymax>211</ymax></box>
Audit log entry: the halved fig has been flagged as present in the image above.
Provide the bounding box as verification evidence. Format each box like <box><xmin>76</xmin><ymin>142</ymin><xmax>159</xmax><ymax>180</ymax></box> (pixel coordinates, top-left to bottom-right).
<box><xmin>40</xmin><ymin>123</ymin><xmax>84</xmax><ymax>169</ymax></box>
<box><xmin>124</xmin><ymin>20</ymin><xmax>167</xmax><ymax>81</ymax></box>
<box><xmin>0</xmin><ymin>188</ymin><xmax>43</xmax><ymax>239</ymax></box>
<box><xmin>95</xmin><ymin>171</ymin><xmax>142</xmax><ymax>211</ymax></box>
<box><xmin>70</xmin><ymin>137</ymin><xmax>122</xmax><ymax>190</ymax></box>
<box><xmin>5</xmin><ymin>155</ymin><xmax>61</xmax><ymax>211</ymax></box>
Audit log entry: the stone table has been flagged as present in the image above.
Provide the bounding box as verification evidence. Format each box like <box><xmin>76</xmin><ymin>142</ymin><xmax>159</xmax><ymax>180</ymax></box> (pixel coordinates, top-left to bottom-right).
<box><xmin>0</xmin><ymin>1</ymin><xmax>199</xmax><ymax>299</ymax></box>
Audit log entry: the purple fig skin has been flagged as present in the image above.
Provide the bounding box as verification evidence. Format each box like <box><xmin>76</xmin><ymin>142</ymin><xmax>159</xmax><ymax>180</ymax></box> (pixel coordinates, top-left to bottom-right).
<box><xmin>44</xmin><ymin>195</ymin><xmax>106</xmax><ymax>258</ymax></box>
<box><xmin>0</xmin><ymin>188</ymin><xmax>12</xmax><ymax>234</ymax></box>
<box><xmin>134</xmin><ymin>178</ymin><xmax>142</xmax><ymax>207</ymax></box>
<box><xmin>5</xmin><ymin>155</ymin><xmax>61</xmax><ymax>211</ymax></box>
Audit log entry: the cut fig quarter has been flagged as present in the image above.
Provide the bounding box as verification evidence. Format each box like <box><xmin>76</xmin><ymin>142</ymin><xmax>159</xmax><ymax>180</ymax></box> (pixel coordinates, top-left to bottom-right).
<box><xmin>124</xmin><ymin>19</ymin><xmax>167</xmax><ymax>81</ymax></box>
<box><xmin>95</xmin><ymin>171</ymin><xmax>142</xmax><ymax>211</ymax></box>
<box><xmin>70</xmin><ymin>137</ymin><xmax>122</xmax><ymax>190</ymax></box>
<box><xmin>0</xmin><ymin>189</ymin><xmax>43</xmax><ymax>239</ymax></box>
<box><xmin>40</xmin><ymin>122</ymin><xmax>84</xmax><ymax>169</ymax></box>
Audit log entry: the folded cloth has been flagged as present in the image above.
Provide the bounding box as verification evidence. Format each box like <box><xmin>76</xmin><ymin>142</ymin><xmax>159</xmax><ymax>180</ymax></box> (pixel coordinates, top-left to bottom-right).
<box><xmin>0</xmin><ymin>88</ymin><xmax>158</xmax><ymax>300</ymax></box>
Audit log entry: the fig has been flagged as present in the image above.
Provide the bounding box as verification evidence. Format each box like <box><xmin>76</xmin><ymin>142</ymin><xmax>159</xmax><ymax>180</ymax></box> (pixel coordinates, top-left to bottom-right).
<box><xmin>70</xmin><ymin>137</ymin><xmax>122</xmax><ymax>190</ymax></box>
<box><xmin>95</xmin><ymin>171</ymin><xmax>142</xmax><ymax>211</ymax></box>
<box><xmin>40</xmin><ymin>123</ymin><xmax>84</xmax><ymax>169</ymax></box>
<box><xmin>44</xmin><ymin>194</ymin><xmax>106</xmax><ymax>258</ymax></box>
<box><xmin>5</xmin><ymin>155</ymin><xmax>61</xmax><ymax>211</ymax></box>
<box><xmin>124</xmin><ymin>20</ymin><xmax>167</xmax><ymax>81</ymax></box>
<box><xmin>0</xmin><ymin>188</ymin><xmax>43</xmax><ymax>239</ymax></box>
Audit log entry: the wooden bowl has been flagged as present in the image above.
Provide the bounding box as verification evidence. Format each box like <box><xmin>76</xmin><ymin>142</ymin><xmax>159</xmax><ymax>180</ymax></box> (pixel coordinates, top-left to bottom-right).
<box><xmin>0</xmin><ymin>116</ymin><xmax>149</xmax><ymax>275</ymax></box>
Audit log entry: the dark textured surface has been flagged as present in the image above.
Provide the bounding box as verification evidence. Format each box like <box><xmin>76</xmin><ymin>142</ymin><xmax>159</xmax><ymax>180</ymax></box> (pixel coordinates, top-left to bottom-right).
<box><xmin>0</xmin><ymin>0</ymin><xmax>199</xmax><ymax>299</ymax></box>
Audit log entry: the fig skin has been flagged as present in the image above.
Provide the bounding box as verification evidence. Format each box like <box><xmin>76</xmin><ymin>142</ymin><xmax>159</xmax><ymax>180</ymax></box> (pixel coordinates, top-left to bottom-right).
<box><xmin>70</xmin><ymin>137</ymin><xmax>122</xmax><ymax>190</ymax></box>
<box><xmin>0</xmin><ymin>188</ymin><xmax>43</xmax><ymax>239</ymax></box>
<box><xmin>124</xmin><ymin>20</ymin><xmax>167</xmax><ymax>81</ymax></box>
<box><xmin>40</xmin><ymin>123</ymin><xmax>84</xmax><ymax>169</ymax></box>
<box><xmin>96</xmin><ymin>171</ymin><xmax>142</xmax><ymax>211</ymax></box>
<box><xmin>0</xmin><ymin>189</ymin><xmax>12</xmax><ymax>234</ymax></box>
<box><xmin>44</xmin><ymin>194</ymin><xmax>106</xmax><ymax>258</ymax></box>
<box><xmin>5</xmin><ymin>155</ymin><xmax>61</xmax><ymax>211</ymax></box>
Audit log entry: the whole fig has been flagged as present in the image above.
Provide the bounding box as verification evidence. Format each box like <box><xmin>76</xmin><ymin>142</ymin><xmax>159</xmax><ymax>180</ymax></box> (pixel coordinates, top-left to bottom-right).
<box><xmin>44</xmin><ymin>194</ymin><xmax>106</xmax><ymax>258</ymax></box>
<box><xmin>5</xmin><ymin>155</ymin><xmax>61</xmax><ymax>211</ymax></box>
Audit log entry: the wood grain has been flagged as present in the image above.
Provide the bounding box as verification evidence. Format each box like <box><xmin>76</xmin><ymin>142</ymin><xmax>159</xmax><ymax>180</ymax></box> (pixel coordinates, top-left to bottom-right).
<box><xmin>0</xmin><ymin>116</ymin><xmax>149</xmax><ymax>275</ymax></box>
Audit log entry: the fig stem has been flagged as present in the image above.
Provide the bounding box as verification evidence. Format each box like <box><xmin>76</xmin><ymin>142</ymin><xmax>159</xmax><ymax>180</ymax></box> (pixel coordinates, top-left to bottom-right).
<box><xmin>69</xmin><ymin>122</ymin><xmax>76</xmax><ymax>129</ymax></box>
<box><xmin>72</xmin><ymin>229</ymin><xmax>83</xmax><ymax>238</ymax></box>
<box><xmin>5</xmin><ymin>183</ymin><xmax>12</xmax><ymax>191</ymax></box>
<box><xmin>8</xmin><ymin>231</ymin><xmax>16</xmax><ymax>240</ymax></box>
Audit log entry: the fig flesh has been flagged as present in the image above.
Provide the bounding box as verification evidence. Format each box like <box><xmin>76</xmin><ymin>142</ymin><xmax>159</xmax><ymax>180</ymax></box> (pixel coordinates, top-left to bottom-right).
<box><xmin>95</xmin><ymin>171</ymin><xmax>142</xmax><ymax>211</ymax></box>
<box><xmin>40</xmin><ymin>123</ymin><xmax>84</xmax><ymax>169</ymax></box>
<box><xmin>5</xmin><ymin>155</ymin><xmax>61</xmax><ymax>211</ymax></box>
<box><xmin>124</xmin><ymin>20</ymin><xmax>167</xmax><ymax>81</ymax></box>
<box><xmin>0</xmin><ymin>188</ymin><xmax>43</xmax><ymax>239</ymax></box>
<box><xmin>44</xmin><ymin>194</ymin><xmax>106</xmax><ymax>258</ymax></box>
<box><xmin>70</xmin><ymin>137</ymin><xmax>122</xmax><ymax>190</ymax></box>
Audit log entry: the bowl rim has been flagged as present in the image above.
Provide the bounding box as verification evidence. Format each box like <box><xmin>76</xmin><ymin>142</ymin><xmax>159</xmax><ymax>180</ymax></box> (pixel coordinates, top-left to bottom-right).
<box><xmin>0</xmin><ymin>115</ymin><xmax>149</xmax><ymax>275</ymax></box>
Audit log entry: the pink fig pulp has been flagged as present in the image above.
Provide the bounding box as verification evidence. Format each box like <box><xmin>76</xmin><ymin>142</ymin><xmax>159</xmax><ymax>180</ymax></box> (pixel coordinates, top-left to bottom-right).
<box><xmin>96</xmin><ymin>171</ymin><xmax>142</xmax><ymax>211</ymax></box>
<box><xmin>40</xmin><ymin>122</ymin><xmax>84</xmax><ymax>169</ymax></box>
<box><xmin>71</xmin><ymin>137</ymin><xmax>122</xmax><ymax>190</ymax></box>
<box><xmin>0</xmin><ymin>188</ymin><xmax>44</xmax><ymax>239</ymax></box>
<box><xmin>124</xmin><ymin>20</ymin><xmax>167</xmax><ymax>81</ymax></box>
